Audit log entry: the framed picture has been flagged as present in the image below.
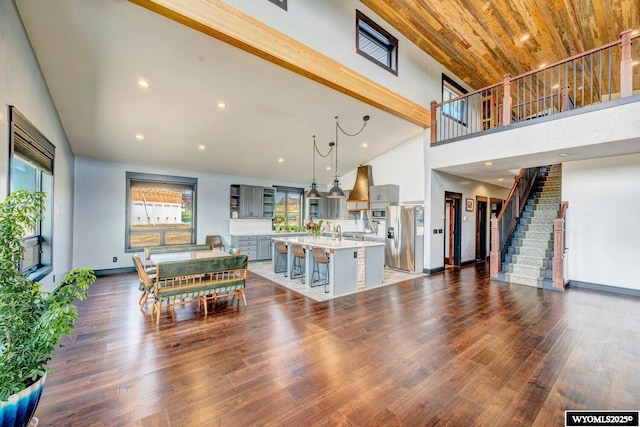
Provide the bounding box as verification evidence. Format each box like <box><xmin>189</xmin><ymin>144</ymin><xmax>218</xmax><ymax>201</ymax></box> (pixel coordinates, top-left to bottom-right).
<box><xmin>466</xmin><ymin>198</ymin><xmax>474</xmax><ymax>211</ymax></box>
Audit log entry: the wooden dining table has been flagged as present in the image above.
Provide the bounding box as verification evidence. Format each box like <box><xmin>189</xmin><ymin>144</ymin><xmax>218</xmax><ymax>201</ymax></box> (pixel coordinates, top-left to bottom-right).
<box><xmin>149</xmin><ymin>249</ymin><xmax>231</xmax><ymax>265</ymax></box>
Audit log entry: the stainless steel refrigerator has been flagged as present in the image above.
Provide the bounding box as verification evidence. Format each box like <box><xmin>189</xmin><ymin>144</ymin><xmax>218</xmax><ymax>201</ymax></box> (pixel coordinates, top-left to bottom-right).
<box><xmin>385</xmin><ymin>205</ymin><xmax>424</xmax><ymax>273</ymax></box>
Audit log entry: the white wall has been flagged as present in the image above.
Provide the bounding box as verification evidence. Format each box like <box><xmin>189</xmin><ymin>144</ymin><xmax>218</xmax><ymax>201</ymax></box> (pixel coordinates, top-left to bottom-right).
<box><xmin>222</xmin><ymin>0</ymin><xmax>470</xmax><ymax>107</ymax></box>
<box><xmin>426</xmin><ymin>171</ymin><xmax>509</xmax><ymax>271</ymax></box>
<box><xmin>73</xmin><ymin>157</ymin><xmax>306</xmax><ymax>271</ymax></box>
<box><xmin>563</xmin><ymin>153</ymin><xmax>640</xmax><ymax>291</ymax></box>
<box><xmin>0</xmin><ymin>0</ymin><xmax>76</xmax><ymax>291</ymax></box>
<box><xmin>340</xmin><ymin>133</ymin><xmax>425</xmax><ymax>203</ymax></box>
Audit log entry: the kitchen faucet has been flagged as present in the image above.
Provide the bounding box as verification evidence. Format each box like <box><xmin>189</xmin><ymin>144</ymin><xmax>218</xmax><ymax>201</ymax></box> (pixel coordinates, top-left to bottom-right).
<box><xmin>336</xmin><ymin>224</ymin><xmax>342</xmax><ymax>241</ymax></box>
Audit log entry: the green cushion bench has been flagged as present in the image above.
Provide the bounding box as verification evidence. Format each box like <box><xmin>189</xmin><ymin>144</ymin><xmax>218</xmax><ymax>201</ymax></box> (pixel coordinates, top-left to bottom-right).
<box><xmin>150</xmin><ymin>254</ymin><xmax>248</xmax><ymax>324</ymax></box>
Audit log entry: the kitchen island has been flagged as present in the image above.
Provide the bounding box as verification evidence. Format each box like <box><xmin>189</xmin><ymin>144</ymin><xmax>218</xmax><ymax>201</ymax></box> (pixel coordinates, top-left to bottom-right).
<box><xmin>271</xmin><ymin>236</ymin><xmax>385</xmax><ymax>297</ymax></box>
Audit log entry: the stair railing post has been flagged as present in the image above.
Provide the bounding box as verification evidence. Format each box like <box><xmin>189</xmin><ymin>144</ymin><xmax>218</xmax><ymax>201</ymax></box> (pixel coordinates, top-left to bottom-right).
<box><xmin>430</xmin><ymin>100</ymin><xmax>438</xmax><ymax>143</ymax></box>
<box><xmin>620</xmin><ymin>30</ymin><xmax>633</xmax><ymax>98</ymax></box>
<box><xmin>552</xmin><ymin>201</ymin><xmax>569</xmax><ymax>291</ymax></box>
<box><xmin>490</xmin><ymin>217</ymin><xmax>500</xmax><ymax>278</ymax></box>
<box><xmin>501</xmin><ymin>74</ymin><xmax>512</xmax><ymax>126</ymax></box>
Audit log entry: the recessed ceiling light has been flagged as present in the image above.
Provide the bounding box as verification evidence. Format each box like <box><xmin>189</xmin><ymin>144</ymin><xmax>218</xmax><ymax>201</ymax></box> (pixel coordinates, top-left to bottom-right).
<box><xmin>361</xmin><ymin>142</ymin><xmax>368</xmax><ymax>148</ymax></box>
<box><xmin>538</xmin><ymin>63</ymin><xmax>547</xmax><ymax>69</ymax></box>
<box><xmin>217</xmin><ymin>102</ymin><xmax>227</xmax><ymax>110</ymax></box>
<box><xmin>552</xmin><ymin>84</ymin><xmax>560</xmax><ymax>89</ymax></box>
<box><xmin>498</xmin><ymin>178</ymin><xmax>504</xmax><ymax>182</ymax></box>
<box><xmin>278</xmin><ymin>158</ymin><xmax>284</xmax><ymax>163</ymax></box>
<box><xmin>485</xmin><ymin>162</ymin><xmax>493</xmax><ymax>166</ymax></box>
<box><xmin>633</xmin><ymin>60</ymin><xmax>640</xmax><ymax>66</ymax></box>
<box><xmin>520</xmin><ymin>34</ymin><xmax>530</xmax><ymax>42</ymax></box>
<box><xmin>326</xmin><ymin>166</ymin><xmax>331</xmax><ymax>170</ymax></box>
<box><xmin>135</xmin><ymin>133</ymin><xmax>145</xmax><ymax>141</ymax></box>
<box><xmin>559</xmin><ymin>153</ymin><xmax>568</xmax><ymax>157</ymax></box>
<box><xmin>198</xmin><ymin>144</ymin><xmax>206</xmax><ymax>151</ymax></box>
<box><xmin>136</xmin><ymin>79</ymin><xmax>151</xmax><ymax>89</ymax></box>
<box><xmin>632</xmin><ymin>30</ymin><xmax>639</xmax><ymax>36</ymax></box>
<box><xmin>577</xmin><ymin>86</ymin><xmax>583</xmax><ymax>90</ymax></box>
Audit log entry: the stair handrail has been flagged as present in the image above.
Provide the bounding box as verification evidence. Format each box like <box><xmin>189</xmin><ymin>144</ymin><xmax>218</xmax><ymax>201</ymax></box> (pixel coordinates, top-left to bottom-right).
<box><xmin>552</xmin><ymin>201</ymin><xmax>569</xmax><ymax>290</ymax></box>
<box><xmin>490</xmin><ymin>166</ymin><xmax>540</xmax><ymax>277</ymax></box>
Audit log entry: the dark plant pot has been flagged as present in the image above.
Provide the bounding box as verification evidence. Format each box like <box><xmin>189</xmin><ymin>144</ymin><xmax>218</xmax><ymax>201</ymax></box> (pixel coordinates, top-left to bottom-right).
<box><xmin>0</xmin><ymin>374</ymin><xmax>46</xmax><ymax>427</ymax></box>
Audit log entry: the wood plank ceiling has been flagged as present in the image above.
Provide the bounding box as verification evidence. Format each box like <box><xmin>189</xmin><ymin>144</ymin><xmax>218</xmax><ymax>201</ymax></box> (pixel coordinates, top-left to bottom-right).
<box><xmin>362</xmin><ymin>0</ymin><xmax>640</xmax><ymax>90</ymax></box>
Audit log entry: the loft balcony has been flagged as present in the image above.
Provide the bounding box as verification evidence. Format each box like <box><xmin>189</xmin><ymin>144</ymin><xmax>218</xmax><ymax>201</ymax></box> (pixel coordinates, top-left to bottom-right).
<box><xmin>430</xmin><ymin>30</ymin><xmax>640</xmax><ymax>144</ymax></box>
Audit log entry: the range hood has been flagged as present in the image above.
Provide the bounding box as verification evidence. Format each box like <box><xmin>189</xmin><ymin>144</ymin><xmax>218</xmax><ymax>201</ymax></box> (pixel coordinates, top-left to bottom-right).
<box><xmin>346</xmin><ymin>165</ymin><xmax>373</xmax><ymax>211</ymax></box>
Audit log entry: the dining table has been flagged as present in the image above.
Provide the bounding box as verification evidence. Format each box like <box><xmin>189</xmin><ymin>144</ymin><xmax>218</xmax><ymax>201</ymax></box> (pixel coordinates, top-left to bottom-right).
<box><xmin>149</xmin><ymin>249</ymin><xmax>231</xmax><ymax>265</ymax></box>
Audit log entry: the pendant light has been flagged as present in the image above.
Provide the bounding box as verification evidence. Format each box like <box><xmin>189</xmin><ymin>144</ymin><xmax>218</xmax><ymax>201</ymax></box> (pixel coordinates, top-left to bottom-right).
<box><xmin>305</xmin><ymin>136</ymin><xmax>322</xmax><ymax>200</ymax></box>
<box><xmin>307</xmin><ymin>115</ymin><xmax>370</xmax><ymax>200</ymax></box>
<box><xmin>326</xmin><ymin>115</ymin><xmax>369</xmax><ymax>199</ymax></box>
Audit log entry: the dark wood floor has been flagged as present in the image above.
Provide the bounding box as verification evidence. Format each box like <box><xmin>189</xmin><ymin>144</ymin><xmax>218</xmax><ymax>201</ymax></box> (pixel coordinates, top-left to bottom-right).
<box><xmin>34</xmin><ymin>263</ymin><xmax>640</xmax><ymax>426</ymax></box>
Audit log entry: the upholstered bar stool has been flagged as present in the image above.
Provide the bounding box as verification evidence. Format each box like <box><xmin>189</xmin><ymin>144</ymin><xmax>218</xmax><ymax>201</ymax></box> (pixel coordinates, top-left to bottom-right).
<box><xmin>311</xmin><ymin>247</ymin><xmax>330</xmax><ymax>293</ymax></box>
<box><xmin>274</xmin><ymin>241</ymin><xmax>288</xmax><ymax>276</ymax></box>
<box><xmin>290</xmin><ymin>244</ymin><xmax>306</xmax><ymax>283</ymax></box>
<box><xmin>205</xmin><ymin>235</ymin><xmax>225</xmax><ymax>251</ymax></box>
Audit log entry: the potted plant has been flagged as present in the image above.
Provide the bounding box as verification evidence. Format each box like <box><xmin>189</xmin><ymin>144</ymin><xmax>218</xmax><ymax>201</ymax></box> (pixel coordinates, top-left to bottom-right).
<box><xmin>0</xmin><ymin>190</ymin><xmax>95</xmax><ymax>427</ymax></box>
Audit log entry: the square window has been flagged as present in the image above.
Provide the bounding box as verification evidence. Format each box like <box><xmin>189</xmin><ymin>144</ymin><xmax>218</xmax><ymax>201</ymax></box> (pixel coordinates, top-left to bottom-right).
<box><xmin>442</xmin><ymin>74</ymin><xmax>468</xmax><ymax>125</ymax></box>
<box><xmin>356</xmin><ymin>10</ymin><xmax>398</xmax><ymax>75</ymax></box>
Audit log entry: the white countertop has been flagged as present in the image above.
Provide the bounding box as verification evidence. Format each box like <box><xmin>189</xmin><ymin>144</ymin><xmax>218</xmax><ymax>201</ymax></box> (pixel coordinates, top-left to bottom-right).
<box><xmin>231</xmin><ymin>232</ymin><xmax>308</xmax><ymax>236</ymax></box>
<box><xmin>271</xmin><ymin>235</ymin><xmax>385</xmax><ymax>249</ymax></box>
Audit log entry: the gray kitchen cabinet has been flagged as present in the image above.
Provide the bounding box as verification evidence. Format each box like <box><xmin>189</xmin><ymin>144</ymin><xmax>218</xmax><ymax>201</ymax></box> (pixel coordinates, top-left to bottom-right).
<box><xmin>230</xmin><ymin>185</ymin><xmax>276</xmax><ymax>219</ymax></box>
<box><xmin>257</xmin><ymin>235</ymin><xmax>272</xmax><ymax>260</ymax></box>
<box><xmin>230</xmin><ymin>235</ymin><xmax>258</xmax><ymax>260</ymax></box>
<box><xmin>240</xmin><ymin>186</ymin><xmax>263</xmax><ymax>218</ymax></box>
<box><xmin>369</xmin><ymin>184</ymin><xmax>399</xmax><ymax>209</ymax></box>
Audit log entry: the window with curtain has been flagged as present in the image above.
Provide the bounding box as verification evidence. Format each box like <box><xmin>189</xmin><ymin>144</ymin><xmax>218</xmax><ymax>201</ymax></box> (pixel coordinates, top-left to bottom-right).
<box><xmin>125</xmin><ymin>172</ymin><xmax>197</xmax><ymax>252</ymax></box>
<box><xmin>9</xmin><ymin>107</ymin><xmax>55</xmax><ymax>279</ymax></box>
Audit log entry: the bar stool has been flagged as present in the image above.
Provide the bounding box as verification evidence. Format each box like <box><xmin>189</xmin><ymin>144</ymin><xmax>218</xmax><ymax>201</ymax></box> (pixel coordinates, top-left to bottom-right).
<box><xmin>205</xmin><ymin>235</ymin><xmax>225</xmax><ymax>251</ymax></box>
<box><xmin>290</xmin><ymin>244</ymin><xmax>306</xmax><ymax>283</ymax></box>
<box><xmin>311</xmin><ymin>247</ymin><xmax>330</xmax><ymax>293</ymax></box>
<box><xmin>274</xmin><ymin>241</ymin><xmax>288</xmax><ymax>276</ymax></box>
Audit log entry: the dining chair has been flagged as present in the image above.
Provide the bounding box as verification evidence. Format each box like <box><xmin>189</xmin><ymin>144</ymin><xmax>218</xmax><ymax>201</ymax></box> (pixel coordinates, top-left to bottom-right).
<box><xmin>132</xmin><ymin>255</ymin><xmax>155</xmax><ymax>308</ymax></box>
<box><xmin>228</xmin><ymin>247</ymin><xmax>241</xmax><ymax>256</ymax></box>
<box><xmin>206</xmin><ymin>235</ymin><xmax>225</xmax><ymax>251</ymax></box>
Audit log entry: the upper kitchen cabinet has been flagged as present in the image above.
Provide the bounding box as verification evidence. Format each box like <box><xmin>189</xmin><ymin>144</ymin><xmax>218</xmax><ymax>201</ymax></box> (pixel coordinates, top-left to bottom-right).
<box><xmin>230</xmin><ymin>185</ymin><xmax>276</xmax><ymax>218</ymax></box>
<box><xmin>369</xmin><ymin>184</ymin><xmax>399</xmax><ymax>209</ymax></box>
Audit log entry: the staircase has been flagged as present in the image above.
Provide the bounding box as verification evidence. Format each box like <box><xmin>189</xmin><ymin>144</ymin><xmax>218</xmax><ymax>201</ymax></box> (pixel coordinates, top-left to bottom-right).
<box><xmin>498</xmin><ymin>164</ymin><xmax>562</xmax><ymax>288</ymax></box>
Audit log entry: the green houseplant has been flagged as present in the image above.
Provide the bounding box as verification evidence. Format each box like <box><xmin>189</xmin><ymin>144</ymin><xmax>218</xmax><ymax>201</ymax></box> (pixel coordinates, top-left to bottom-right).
<box><xmin>0</xmin><ymin>190</ymin><xmax>95</xmax><ymax>426</ymax></box>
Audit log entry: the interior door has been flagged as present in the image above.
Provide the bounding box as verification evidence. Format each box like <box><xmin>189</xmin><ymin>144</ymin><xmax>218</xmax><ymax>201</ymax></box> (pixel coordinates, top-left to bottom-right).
<box><xmin>444</xmin><ymin>192</ymin><xmax>462</xmax><ymax>267</ymax></box>
<box><xmin>476</xmin><ymin>198</ymin><xmax>488</xmax><ymax>260</ymax></box>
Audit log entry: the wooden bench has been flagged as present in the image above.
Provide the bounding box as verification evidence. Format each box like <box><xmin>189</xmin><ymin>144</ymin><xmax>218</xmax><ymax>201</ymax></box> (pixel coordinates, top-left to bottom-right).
<box><xmin>148</xmin><ymin>254</ymin><xmax>248</xmax><ymax>324</ymax></box>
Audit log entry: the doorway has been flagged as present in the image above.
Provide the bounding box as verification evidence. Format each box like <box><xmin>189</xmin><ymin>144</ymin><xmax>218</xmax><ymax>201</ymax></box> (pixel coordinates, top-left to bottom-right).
<box><xmin>476</xmin><ymin>196</ymin><xmax>488</xmax><ymax>261</ymax></box>
<box><xmin>444</xmin><ymin>192</ymin><xmax>462</xmax><ymax>267</ymax></box>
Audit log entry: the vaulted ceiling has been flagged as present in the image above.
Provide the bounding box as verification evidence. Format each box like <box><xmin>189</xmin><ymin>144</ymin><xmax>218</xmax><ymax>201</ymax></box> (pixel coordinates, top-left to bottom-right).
<box><xmin>15</xmin><ymin>0</ymin><xmax>639</xmax><ymax>188</ymax></box>
<box><xmin>363</xmin><ymin>0</ymin><xmax>640</xmax><ymax>89</ymax></box>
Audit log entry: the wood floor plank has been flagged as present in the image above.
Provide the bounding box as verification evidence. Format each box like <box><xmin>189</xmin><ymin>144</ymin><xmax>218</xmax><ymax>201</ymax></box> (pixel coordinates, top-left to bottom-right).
<box><xmin>32</xmin><ymin>264</ymin><xmax>640</xmax><ymax>426</ymax></box>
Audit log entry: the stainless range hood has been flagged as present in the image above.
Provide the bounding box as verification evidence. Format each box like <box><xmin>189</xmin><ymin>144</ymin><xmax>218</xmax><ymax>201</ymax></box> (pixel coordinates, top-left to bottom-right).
<box><xmin>346</xmin><ymin>165</ymin><xmax>373</xmax><ymax>211</ymax></box>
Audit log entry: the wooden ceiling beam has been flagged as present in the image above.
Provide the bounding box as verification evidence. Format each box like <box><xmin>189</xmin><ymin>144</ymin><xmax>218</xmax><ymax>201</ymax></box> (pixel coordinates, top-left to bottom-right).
<box><xmin>127</xmin><ymin>0</ymin><xmax>430</xmax><ymax>128</ymax></box>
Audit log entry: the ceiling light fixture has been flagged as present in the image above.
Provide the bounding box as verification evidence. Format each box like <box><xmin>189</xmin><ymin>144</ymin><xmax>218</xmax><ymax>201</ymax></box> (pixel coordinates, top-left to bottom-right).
<box><xmin>485</xmin><ymin>162</ymin><xmax>493</xmax><ymax>166</ymax></box>
<box><xmin>217</xmin><ymin>102</ymin><xmax>227</xmax><ymax>110</ymax></box>
<box><xmin>361</xmin><ymin>142</ymin><xmax>368</xmax><ymax>148</ymax></box>
<box><xmin>538</xmin><ymin>63</ymin><xmax>547</xmax><ymax>69</ymax></box>
<box><xmin>520</xmin><ymin>34</ymin><xmax>530</xmax><ymax>42</ymax></box>
<box><xmin>498</xmin><ymin>178</ymin><xmax>504</xmax><ymax>182</ymax></box>
<box><xmin>135</xmin><ymin>133</ymin><xmax>145</xmax><ymax>141</ymax></box>
<box><xmin>305</xmin><ymin>136</ymin><xmax>323</xmax><ymax>200</ymax></box>
<box><xmin>633</xmin><ymin>60</ymin><xmax>640</xmax><ymax>66</ymax></box>
<box><xmin>278</xmin><ymin>158</ymin><xmax>284</xmax><ymax>163</ymax></box>
<box><xmin>559</xmin><ymin>153</ymin><xmax>569</xmax><ymax>157</ymax></box>
<box><xmin>136</xmin><ymin>79</ymin><xmax>151</xmax><ymax>89</ymax></box>
<box><xmin>198</xmin><ymin>144</ymin><xmax>206</xmax><ymax>151</ymax></box>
